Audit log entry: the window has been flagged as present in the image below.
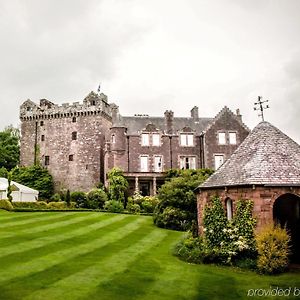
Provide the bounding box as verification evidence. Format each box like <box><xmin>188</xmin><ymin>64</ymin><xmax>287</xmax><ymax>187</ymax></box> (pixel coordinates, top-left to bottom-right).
<box><xmin>152</xmin><ymin>133</ymin><xmax>160</xmax><ymax>146</ymax></box>
<box><xmin>41</xmin><ymin>135</ymin><xmax>45</xmax><ymax>141</ymax></box>
<box><xmin>40</xmin><ymin>121</ymin><xmax>44</xmax><ymax>126</ymax></box>
<box><xmin>26</xmin><ymin>107</ymin><xmax>32</xmax><ymax>112</ymax></box>
<box><xmin>72</xmin><ymin>131</ymin><xmax>77</xmax><ymax>140</ymax></box>
<box><xmin>72</xmin><ymin>117</ymin><xmax>76</xmax><ymax>123</ymax></box>
<box><xmin>141</xmin><ymin>133</ymin><xmax>150</xmax><ymax>146</ymax></box>
<box><xmin>179</xmin><ymin>156</ymin><xmax>196</xmax><ymax>170</ymax></box>
<box><xmin>111</xmin><ymin>134</ymin><xmax>116</xmax><ymax>144</ymax></box>
<box><xmin>218</xmin><ymin>132</ymin><xmax>226</xmax><ymax>145</ymax></box>
<box><xmin>69</xmin><ymin>155</ymin><xmax>74</xmax><ymax>161</ymax></box>
<box><xmin>180</xmin><ymin>134</ymin><xmax>194</xmax><ymax>146</ymax></box>
<box><xmin>229</xmin><ymin>132</ymin><xmax>237</xmax><ymax>145</ymax></box>
<box><xmin>45</xmin><ymin>156</ymin><xmax>50</xmax><ymax>166</ymax></box>
<box><xmin>214</xmin><ymin>155</ymin><xmax>224</xmax><ymax>169</ymax></box>
<box><xmin>140</xmin><ymin>156</ymin><xmax>149</xmax><ymax>172</ymax></box>
<box><xmin>91</xmin><ymin>100</ymin><xmax>96</xmax><ymax>106</ymax></box>
<box><xmin>226</xmin><ymin>198</ymin><xmax>233</xmax><ymax>220</ymax></box>
<box><xmin>154</xmin><ymin>156</ymin><xmax>163</xmax><ymax>172</ymax></box>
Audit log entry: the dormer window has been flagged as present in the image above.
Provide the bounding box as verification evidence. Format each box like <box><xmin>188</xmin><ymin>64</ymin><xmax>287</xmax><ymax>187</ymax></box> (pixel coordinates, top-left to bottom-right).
<box><xmin>91</xmin><ymin>100</ymin><xmax>96</xmax><ymax>106</ymax></box>
<box><xmin>152</xmin><ymin>133</ymin><xmax>160</xmax><ymax>146</ymax></box>
<box><xmin>229</xmin><ymin>132</ymin><xmax>237</xmax><ymax>144</ymax></box>
<box><xmin>26</xmin><ymin>107</ymin><xmax>32</xmax><ymax>112</ymax></box>
<box><xmin>180</xmin><ymin>134</ymin><xmax>194</xmax><ymax>146</ymax></box>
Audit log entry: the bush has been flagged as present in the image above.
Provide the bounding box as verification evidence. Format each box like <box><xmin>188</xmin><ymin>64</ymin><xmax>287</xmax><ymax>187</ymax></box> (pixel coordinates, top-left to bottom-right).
<box><xmin>0</xmin><ymin>199</ymin><xmax>13</xmax><ymax>211</ymax></box>
<box><xmin>47</xmin><ymin>202</ymin><xmax>67</xmax><ymax>209</ymax></box>
<box><xmin>107</xmin><ymin>168</ymin><xmax>128</xmax><ymax>205</ymax></box>
<box><xmin>71</xmin><ymin>191</ymin><xmax>88</xmax><ymax>208</ymax></box>
<box><xmin>12</xmin><ymin>201</ymin><xmax>48</xmax><ymax>209</ymax></box>
<box><xmin>141</xmin><ymin>196</ymin><xmax>159</xmax><ymax>213</ymax></box>
<box><xmin>256</xmin><ymin>224</ymin><xmax>290</xmax><ymax>274</ymax></box>
<box><xmin>87</xmin><ymin>189</ymin><xmax>108</xmax><ymax>209</ymax></box>
<box><xmin>126</xmin><ymin>203</ymin><xmax>141</xmax><ymax>214</ymax></box>
<box><xmin>153</xmin><ymin>169</ymin><xmax>213</xmax><ymax>231</ymax></box>
<box><xmin>104</xmin><ymin>200</ymin><xmax>124</xmax><ymax>213</ymax></box>
<box><xmin>50</xmin><ymin>193</ymin><xmax>61</xmax><ymax>202</ymax></box>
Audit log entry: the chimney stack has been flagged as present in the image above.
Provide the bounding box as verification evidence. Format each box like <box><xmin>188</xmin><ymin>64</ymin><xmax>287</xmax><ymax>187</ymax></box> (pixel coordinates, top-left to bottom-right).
<box><xmin>236</xmin><ymin>108</ymin><xmax>242</xmax><ymax>122</ymax></box>
<box><xmin>164</xmin><ymin>110</ymin><xmax>174</xmax><ymax>134</ymax></box>
<box><xmin>191</xmin><ymin>106</ymin><xmax>199</xmax><ymax>121</ymax></box>
<box><xmin>111</xmin><ymin>103</ymin><xmax>120</xmax><ymax>124</ymax></box>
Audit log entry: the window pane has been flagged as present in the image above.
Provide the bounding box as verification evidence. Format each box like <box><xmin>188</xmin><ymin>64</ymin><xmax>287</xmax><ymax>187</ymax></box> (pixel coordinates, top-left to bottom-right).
<box><xmin>218</xmin><ymin>132</ymin><xmax>226</xmax><ymax>144</ymax></box>
<box><xmin>229</xmin><ymin>132</ymin><xmax>237</xmax><ymax>144</ymax></box>
<box><xmin>226</xmin><ymin>199</ymin><xmax>233</xmax><ymax>220</ymax></box>
<box><xmin>179</xmin><ymin>157</ymin><xmax>185</xmax><ymax>169</ymax></box>
<box><xmin>154</xmin><ymin>156</ymin><xmax>162</xmax><ymax>172</ymax></box>
<box><xmin>214</xmin><ymin>155</ymin><xmax>224</xmax><ymax>169</ymax></box>
<box><xmin>189</xmin><ymin>157</ymin><xmax>196</xmax><ymax>169</ymax></box>
<box><xmin>180</xmin><ymin>134</ymin><xmax>187</xmax><ymax>146</ymax></box>
<box><xmin>140</xmin><ymin>156</ymin><xmax>148</xmax><ymax>172</ymax></box>
<box><xmin>152</xmin><ymin>133</ymin><xmax>160</xmax><ymax>146</ymax></box>
<box><xmin>187</xmin><ymin>134</ymin><xmax>194</xmax><ymax>146</ymax></box>
<box><xmin>142</xmin><ymin>134</ymin><xmax>149</xmax><ymax>146</ymax></box>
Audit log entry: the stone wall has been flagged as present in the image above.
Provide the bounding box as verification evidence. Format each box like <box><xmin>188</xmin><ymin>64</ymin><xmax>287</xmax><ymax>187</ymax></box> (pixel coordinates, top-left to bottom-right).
<box><xmin>197</xmin><ymin>185</ymin><xmax>300</xmax><ymax>234</ymax></box>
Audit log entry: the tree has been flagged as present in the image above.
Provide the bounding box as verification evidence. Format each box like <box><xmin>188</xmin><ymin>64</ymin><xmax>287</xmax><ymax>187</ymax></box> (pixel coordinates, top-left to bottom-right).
<box><xmin>153</xmin><ymin>169</ymin><xmax>213</xmax><ymax>231</ymax></box>
<box><xmin>7</xmin><ymin>172</ymin><xmax>13</xmax><ymax>202</ymax></box>
<box><xmin>0</xmin><ymin>126</ymin><xmax>20</xmax><ymax>170</ymax></box>
<box><xmin>11</xmin><ymin>165</ymin><xmax>54</xmax><ymax>200</ymax></box>
<box><xmin>107</xmin><ymin>168</ymin><xmax>128</xmax><ymax>205</ymax></box>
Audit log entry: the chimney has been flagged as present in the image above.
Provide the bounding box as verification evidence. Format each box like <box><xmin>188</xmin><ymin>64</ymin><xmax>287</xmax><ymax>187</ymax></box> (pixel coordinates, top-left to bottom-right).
<box><xmin>164</xmin><ymin>110</ymin><xmax>174</xmax><ymax>134</ymax></box>
<box><xmin>191</xmin><ymin>106</ymin><xmax>199</xmax><ymax>121</ymax></box>
<box><xmin>236</xmin><ymin>109</ymin><xmax>242</xmax><ymax>122</ymax></box>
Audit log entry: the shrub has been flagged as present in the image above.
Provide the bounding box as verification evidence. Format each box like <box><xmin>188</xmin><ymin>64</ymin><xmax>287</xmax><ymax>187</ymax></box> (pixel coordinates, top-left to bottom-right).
<box><xmin>47</xmin><ymin>202</ymin><xmax>67</xmax><ymax>209</ymax></box>
<box><xmin>87</xmin><ymin>189</ymin><xmax>108</xmax><ymax>209</ymax></box>
<box><xmin>65</xmin><ymin>189</ymin><xmax>71</xmax><ymax>207</ymax></box>
<box><xmin>0</xmin><ymin>199</ymin><xmax>13</xmax><ymax>211</ymax></box>
<box><xmin>104</xmin><ymin>200</ymin><xmax>124</xmax><ymax>213</ymax></box>
<box><xmin>107</xmin><ymin>168</ymin><xmax>128</xmax><ymax>205</ymax></box>
<box><xmin>71</xmin><ymin>191</ymin><xmax>88</xmax><ymax>208</ymax></box>
<box><xmin>50</xmin><ymin>193</ymin><xmax>61</xmax><ymax>202</ymax></box>
<box><xmin>256</xmin><ymin>224</ymin><xmax>290</xmax><ymax>274</ymax></box>
<box><xmin>12</xmin><ymin>201</ymin><xmax>48</xmax><ymax>209</ymax></box>
<box><xmin>141</xmin><ymin>196</ymin><xmax>159</xmax><ymax>213</ymax></box>
<box><xmin>153</xmin><ymin>169</ymin><xmax>213</xmax><ymax>231</ymax></box>
<box><xmin>126</xmin><ymin>203</ymin><xmax>141</xmax><ymax>214</ymax></box>
<box><xmin>0</xmin><ymin>167</ymin><xmax>8</xmax><ymax>178</ymax></box>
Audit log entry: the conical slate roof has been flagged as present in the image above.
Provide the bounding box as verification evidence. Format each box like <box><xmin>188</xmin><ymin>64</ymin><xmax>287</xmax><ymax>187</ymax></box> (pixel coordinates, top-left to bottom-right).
<box><xmin>200</xmin><ymin>121</ymin><xmax>300</xmax><ymax>188</ymax></box>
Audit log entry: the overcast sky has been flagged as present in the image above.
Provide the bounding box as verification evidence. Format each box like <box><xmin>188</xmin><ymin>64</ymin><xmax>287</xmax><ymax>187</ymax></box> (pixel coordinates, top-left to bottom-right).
<box><xmin>0</xmin><ymin>0</ymin><xmax>299</xmax><ymax>143</ymax></box>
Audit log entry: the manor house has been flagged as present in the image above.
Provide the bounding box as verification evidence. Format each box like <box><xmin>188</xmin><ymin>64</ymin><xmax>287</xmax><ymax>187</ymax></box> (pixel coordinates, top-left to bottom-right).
<box><xmin>20</xmin><ymin>91</ymin><xmax>249</xmax><ymax>195</ymax></box>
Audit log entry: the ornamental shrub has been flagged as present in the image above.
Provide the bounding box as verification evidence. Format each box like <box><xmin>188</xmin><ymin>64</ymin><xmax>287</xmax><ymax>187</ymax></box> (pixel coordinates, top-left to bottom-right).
<box><xmin>141</xmin><ymin>196</ymin><xmax>159</xmax><ymax>213</ymax></box>
<box><xmin>87</xmin><ymin>189</ymin><xmax>108</xmax><ymax>209</ymax></box>
<box><xmin>107</xmin><ymin>168</ymin><xmax>128</xmax><ymax>205</ymax></box>
<box><xmin>104</xmin><ymin>200</ymin><xmax>124</xmax><ymax>213</ymax></box>
<box><xmin>256</xmin><ymin>224</ymin><xmax>290</xmax><ymax>274</ymax></box>
<box><xmin>50</xmin><ymin>193</ymin><xmax>61</xmax><ymax>202</ymax></box>
<box><xmin>47</xmin><ymin>202</ymin><xmax>67</xmax><ymax>209</ymax></box>
<box><xmin>71</xmin><ymin>191</ymin><xmax>88</xmax><ymax>208</ymax></box>
<box><xmin>12</xmin><ymin>201</ymin><xmax>48</xmax><ymax>209</ymax></box>
<box><xmin>0</xmin><ymin>199</ymin><xmax>13</xmax><ymax>211</ymax></box>
<box><xmin>154</xmin><ymin>169</ymin><xmax>213</xmax><ymax>231</ymax></box>
<box><xmin>126</xmin><ymin>203</ymin><xmax>141</xmax><ymax>214</ymax></box>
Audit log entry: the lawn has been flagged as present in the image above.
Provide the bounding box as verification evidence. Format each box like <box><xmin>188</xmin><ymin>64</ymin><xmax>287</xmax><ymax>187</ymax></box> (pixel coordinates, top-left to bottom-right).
<box><xmin>0</xmin><ymin>210</ymin><xmax>299</xmax><ymax>300</ymax></box>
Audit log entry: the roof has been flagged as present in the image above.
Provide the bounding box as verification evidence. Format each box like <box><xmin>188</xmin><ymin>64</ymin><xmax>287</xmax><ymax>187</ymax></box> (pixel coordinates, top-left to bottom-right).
<box><xmin>200</xmin><ymin>121</ymin><xmax>300</xmax><ymax>188</ymax></box>
<box><xmin>0</xmin><ymin>178</ymin><xmax>39</xmax><ymax>194</ymax></box>
<box><xmin>119</xmin><ymin>116</ymin><xmax>213</xmax><ymax>135</ymax></box>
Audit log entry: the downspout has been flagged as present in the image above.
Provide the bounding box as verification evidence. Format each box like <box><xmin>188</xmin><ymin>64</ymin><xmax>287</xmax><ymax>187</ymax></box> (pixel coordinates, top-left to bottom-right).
<box><xmin>169</xmin><ymin>136</ymin><xmax>173</xmax><ymax>169</ymax></box>
<box><xmin>34</xmin><ymin>121</ymin><xmax>38</xmax><ymax>165</ymax></box>
<box><xmin>127</xmin><ymin>136</ymin><xmax>130</xmax><ymax>172</ymax></box>
<box><xmin>200</xmin><ymin>133</ymin><xmax>205</xmax><ymax>168</ymax></box>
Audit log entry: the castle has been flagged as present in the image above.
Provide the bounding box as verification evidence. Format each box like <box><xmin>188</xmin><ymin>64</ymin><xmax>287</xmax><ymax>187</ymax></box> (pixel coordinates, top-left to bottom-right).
<box><xmin>20</xmin><ymin>91</ymin><xmax>250</xmax><ymax>195</ymax></box>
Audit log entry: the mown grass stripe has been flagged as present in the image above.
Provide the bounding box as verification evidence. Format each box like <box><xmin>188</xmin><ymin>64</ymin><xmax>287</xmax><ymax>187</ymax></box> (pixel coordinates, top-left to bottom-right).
<box><xmin>24</xmin><ymin>228</ymin><xmax>168</xmax><ymax>300</ymax></box>
<box><xmin>0</xmin><ymin>212</ymin><xmax>107</xmax><ymax>239</ymax></box>
<box><xmin>0</xmin><ymin>212</ymin><xmax>79</xmax><ymax>229</ymax></box>
<box><xmin>0</xmin><ymin>214</ymin><xmax>126</xmax><ymax>258</ymax></box>
<box><xmin>0</xmin><ymin>211</ymin><xmax>47</xmax><ymax>221</ymax></box>
<box><xmin>0</xmin><ymin>217</ymin><xmax>148</xmax><ymax>285</ymax></box>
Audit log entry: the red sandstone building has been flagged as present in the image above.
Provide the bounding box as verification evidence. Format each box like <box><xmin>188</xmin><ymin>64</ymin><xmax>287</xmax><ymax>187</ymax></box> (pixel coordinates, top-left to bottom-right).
<box><xmin>19</xmin><ymin>91</ymin><xmax>249</xmax><ymax>195</ymax></box>
<box><xmin>197</xmin><ymin>121</ymin><xmax>300</xmax><ymax>262</ymax></box>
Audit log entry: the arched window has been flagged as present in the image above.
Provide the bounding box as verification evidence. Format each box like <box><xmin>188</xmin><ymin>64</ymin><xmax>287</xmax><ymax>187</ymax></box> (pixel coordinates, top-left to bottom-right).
<box><xmin>111</xmin><ymin>134</ymin><xmax>116</xmax><ymax>144</ymax></box>
<box><xmin>72</xmin><ymin>117</ymin><xmax>76</xmax><ymax>123</ymax></box>
<box><xmin>226</xmin><ymin>198</ymin><xmax>233</xmax><ymax>220</ymax></box>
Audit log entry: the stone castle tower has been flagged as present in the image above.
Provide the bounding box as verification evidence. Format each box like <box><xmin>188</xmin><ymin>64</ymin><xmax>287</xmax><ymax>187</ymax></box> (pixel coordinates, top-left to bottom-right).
<box><xmin>20</xmin><ymin>92</ymin><xmax>112</xmax><ymax>191</ymax></box>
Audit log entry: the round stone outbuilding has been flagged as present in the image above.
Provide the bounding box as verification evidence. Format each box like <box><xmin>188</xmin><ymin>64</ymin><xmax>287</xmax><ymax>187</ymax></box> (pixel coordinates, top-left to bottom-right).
<box><xmin>197</xmin><ymin>121</ymin><xmax>300</xmax><ymax>262</ymax></box>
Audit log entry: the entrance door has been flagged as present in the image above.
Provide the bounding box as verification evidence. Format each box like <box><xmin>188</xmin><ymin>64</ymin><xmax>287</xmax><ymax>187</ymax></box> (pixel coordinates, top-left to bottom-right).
<box><xmin>140</xmin><ymin>182</ymin><xmax>150</xmax><ymax>196</ymax></box>
<box><xmin>273</xmin><ymin>193</ymin><xmax>300</xmax><ymax>263</ymax></box>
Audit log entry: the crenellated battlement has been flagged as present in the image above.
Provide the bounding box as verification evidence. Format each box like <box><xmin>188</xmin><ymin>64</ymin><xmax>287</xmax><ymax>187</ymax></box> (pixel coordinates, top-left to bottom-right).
<box><xmin>20</xmin><ymin>91</ymin><xmax>112</xmax><ymax>121</ymax></box>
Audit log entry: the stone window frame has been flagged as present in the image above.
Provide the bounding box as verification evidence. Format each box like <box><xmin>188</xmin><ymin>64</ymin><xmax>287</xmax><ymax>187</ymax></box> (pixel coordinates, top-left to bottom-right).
<box><xmin>141</xmin><ymin>133</ymin><xmax>150</xmax><ymax>146</ymax></box>
<box><xmin>217</xmin><ymin>131</ymin><xmax>226</xmax><ymax>145</ymax></box>
<box><xmin>72</xmin><ymin>117</ymin><xmax>77</xmax><ymax>123</ymax></box>
<box><xmin>229</xmin><ymin>131</ymin><xmax>237</xmax><ymax>145</ymax></box>
<box><xmin>40</xmin><ymin>121</ymin><xmax>44</xmax><ymax>126</ymax></box>
<box><xmin>140</xmin><ymin>155</ymin><xmax>149</xmax><ymax>172</ymax></box>
<box><xmin>41</xmin><ymin>135</ymin><xmax>45</xmax><ymax>141</ymax></box>
<box><xmin>214</xmin><ymin>154</ymin><xmax>224</xmax><ymax>170</ymax></box>
<box><xmin>111</xmin><ymin>134</ymin><xmax>116</xmax><ymax>144</ymax></box>
<box><xmin>179</xmin><ymin>133</ymin><xmax>194</xmax><ymax>147</ymax></box>
<box><xmin>45</xmin><ymin>156</ymin><xmax>50</xmax><ymax>166</ymax></box>
<box><xmin>72</xmin><ymin>131</ymin><xmax>77</xmax><ymax>140</ymax></box>
<box><xmin>152</xmin><ymin>133</ymin><xmax>161</xmax><ymax>147</ymax></box>
<box><xmin>69</xmin><ymin>154</ymin><xmax>74</xmax><ymax>162</ymax></box>
<box><xmin>153</xmin><ymin>155</ymin><xmax>163</xmax><ymax>172</ymax></box>
<box><xmin>179</xmin><ymin>155</ymin><xmax>197</xmax><ymax>170</ymax></box>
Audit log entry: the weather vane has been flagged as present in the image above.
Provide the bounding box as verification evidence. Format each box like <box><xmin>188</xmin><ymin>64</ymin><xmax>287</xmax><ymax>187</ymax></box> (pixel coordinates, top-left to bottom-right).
<box><xmin>254</xmin><ymin>96</ymin><xmax>269</xmax><ymax>121</ymax></box>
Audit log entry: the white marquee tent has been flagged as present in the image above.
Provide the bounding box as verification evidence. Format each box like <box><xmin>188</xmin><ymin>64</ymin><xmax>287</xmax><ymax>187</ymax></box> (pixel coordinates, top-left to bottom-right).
<box><xmin>0</xmin><ymin>178</ymin><xmax>38</xmax><ymax>202</ymax></box>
